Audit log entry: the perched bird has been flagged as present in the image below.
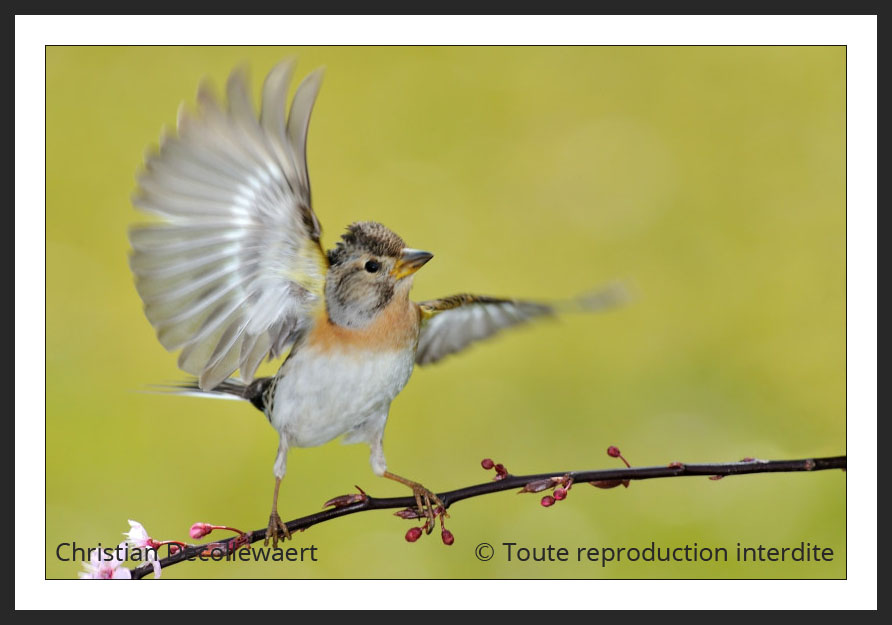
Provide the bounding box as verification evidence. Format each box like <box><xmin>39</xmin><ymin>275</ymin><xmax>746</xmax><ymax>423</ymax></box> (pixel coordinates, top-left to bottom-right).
<box><xmin>129</xmin><ymin>61</ymin><xmax>622</xmax><ymax>546</ymax></box>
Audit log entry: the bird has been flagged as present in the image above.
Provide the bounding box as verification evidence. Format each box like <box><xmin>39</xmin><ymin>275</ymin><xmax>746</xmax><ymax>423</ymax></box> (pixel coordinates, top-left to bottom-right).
<box><xmin>129</xmin><ymin>60</ymin><xmax>624</xmax><ymax>547</ymax></box>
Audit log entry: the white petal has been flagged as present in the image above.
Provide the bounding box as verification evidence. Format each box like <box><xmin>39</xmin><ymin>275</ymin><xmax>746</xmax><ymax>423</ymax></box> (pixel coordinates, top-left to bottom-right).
<box><xmin>113</xmin><ymin>567</ymin><xmax>132</xmax><ymax>580</ymax></box>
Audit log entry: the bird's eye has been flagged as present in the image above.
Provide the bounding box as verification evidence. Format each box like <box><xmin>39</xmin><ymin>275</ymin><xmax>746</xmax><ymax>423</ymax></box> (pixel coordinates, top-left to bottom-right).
<box><xmin>364</xmin><ymin>260</ymin><xmax>380</xmax><ymax>273</ymax></box>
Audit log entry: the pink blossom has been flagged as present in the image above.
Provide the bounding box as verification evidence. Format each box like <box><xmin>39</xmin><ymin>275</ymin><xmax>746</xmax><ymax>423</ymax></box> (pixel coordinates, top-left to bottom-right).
<box><xmin>145</xmin><ymin>548</ymin><xmax>162</xmax><ymax>579</ymax></box>
<box><xmin>78</xmin><ymin>542</ymin><xmax>131</xmax><ymax>579</ymax></box>
<box><xmin>122</xmin><ymin>520</ymin><xmax>162</xmax><ymax>579</ymax></box>
<box><xmin>124</xmin><ymin>519</ymin><xmax>157</xmax><ymax>549</ymax></box>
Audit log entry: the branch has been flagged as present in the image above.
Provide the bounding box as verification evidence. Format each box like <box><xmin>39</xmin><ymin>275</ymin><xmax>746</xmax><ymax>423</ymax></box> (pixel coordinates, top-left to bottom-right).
<box><xmin>128</xmin><ymin>454</ymin><xmax>845</xmax><ymax>579</ymax></box>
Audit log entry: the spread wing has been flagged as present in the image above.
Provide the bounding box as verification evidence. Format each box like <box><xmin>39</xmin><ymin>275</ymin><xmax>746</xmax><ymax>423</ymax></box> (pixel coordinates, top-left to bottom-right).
<box><xmin>415</xmin><ymin>285</ymin><xmax>626</xmax><ymax>366</ymax></box>
<box><xmin>129</xmin><ymin>61</ymin><xmax>328</xmax><ymax>390</ymax></box>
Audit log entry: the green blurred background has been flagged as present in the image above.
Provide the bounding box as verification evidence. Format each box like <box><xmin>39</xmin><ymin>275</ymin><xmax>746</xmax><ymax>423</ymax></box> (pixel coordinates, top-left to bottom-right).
<box><xmin>46</xmin><ymin>46</ymin><xmax>845</xmax><ymax>579</ymax></box>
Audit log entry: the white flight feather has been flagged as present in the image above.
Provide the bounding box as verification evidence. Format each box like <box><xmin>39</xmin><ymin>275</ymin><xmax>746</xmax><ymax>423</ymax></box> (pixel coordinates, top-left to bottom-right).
<box><xmin>129</xmin><ymin>60</ymin><xmax>326</xmax><ymax>391</ymax></box>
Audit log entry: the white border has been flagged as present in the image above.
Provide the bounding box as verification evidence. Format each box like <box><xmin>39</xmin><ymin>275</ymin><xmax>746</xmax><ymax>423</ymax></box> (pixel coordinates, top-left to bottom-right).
<box><xmin>18</xmin><ymin>14</ymin><xmax>876</xmax><ymax>610</ymax></box>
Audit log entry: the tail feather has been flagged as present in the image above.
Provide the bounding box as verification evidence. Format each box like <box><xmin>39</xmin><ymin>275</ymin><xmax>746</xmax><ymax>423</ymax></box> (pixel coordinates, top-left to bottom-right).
<box><xmin>145</xmin><ymin>377</ymin><xmax>273</xmax><ymax>412</ymax></box>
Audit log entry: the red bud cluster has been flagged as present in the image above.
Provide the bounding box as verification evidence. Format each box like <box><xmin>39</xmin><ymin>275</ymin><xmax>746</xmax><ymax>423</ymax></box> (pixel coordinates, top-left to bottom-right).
<box><xmin>590</xmin><ymin>445</ymin><xmax>633</xmax><ymax>489</ymax></box>
<box><xmin>398</xmin><ymin>503</ymin><xmax>454</xmax><ymax>546</ymax></box>
<box><xmin>520</xmin><ymin>474</ymin><xmax>573</xmax><ymax>508</ymax></box>
<box><xmin>480</xmin><ymin>458</ymin><xmax>509</xmax><ymax>481</ymax></box>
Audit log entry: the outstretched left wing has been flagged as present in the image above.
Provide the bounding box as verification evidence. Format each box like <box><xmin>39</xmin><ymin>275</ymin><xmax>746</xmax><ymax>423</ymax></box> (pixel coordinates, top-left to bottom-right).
<box><xmin>129</xmin><ymin>61</ymin><xmax>328</xmax><ymax>390</ymax></box>
<box><xmin>414</xmin><ymin>286</ymin><xmax>624</xmax><ymax>366</ymax></box>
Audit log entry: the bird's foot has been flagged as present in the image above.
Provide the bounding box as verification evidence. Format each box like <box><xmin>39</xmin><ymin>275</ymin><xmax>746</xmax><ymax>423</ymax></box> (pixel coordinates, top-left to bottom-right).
<box><xmin>410</xmin><ymin>482</ymin><xmax>447</xmax><ymax>530</ymax></box>
<box><xmin>383</xmin><ymin>472</ymin><xmax>453</xmax><ymax>544</ymax></box>
<box><xmin>264</xmin><ymin>512</ymin><xmax>291</xmax><ymax>549</ymax></box>
<box><xmin>384</xmin><ymin>474</ymin><xmax>445</xmax><ymax>524</ymax></box>
<box><xmin>395</xmin><ymin>485</ymin><xmax>453</xmax><ymax>545</ymax></box>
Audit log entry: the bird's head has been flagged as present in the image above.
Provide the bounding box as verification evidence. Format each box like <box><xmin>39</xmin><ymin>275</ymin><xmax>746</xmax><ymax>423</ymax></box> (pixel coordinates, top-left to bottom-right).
<box><xmin>325</xmin><ymin>221</ymin><xmax>433</xmax><ymax>328</ymax></box>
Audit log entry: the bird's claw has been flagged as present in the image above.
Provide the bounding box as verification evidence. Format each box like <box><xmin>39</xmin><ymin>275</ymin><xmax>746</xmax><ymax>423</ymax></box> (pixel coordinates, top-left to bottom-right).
<box><xmin>264</xmin><ymin>512</ymin><xmax>291</xmax><ymax>549</ymax></box>
<box><xmin>410</xmin><ymin>484</ymin><xmax>447</xmax><ymax>529</ymax></box>
<box><xmin>385</xmin><ymin>472</ymin><xmax>452</xmax><ymax>543</ymax></box>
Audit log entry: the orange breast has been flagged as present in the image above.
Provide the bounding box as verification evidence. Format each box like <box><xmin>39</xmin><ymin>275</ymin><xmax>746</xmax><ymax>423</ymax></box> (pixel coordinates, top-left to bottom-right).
<box><xmin>307</xmin><ymin>297</ymin><xmax>421</xmax><ymax>354</ymax></box>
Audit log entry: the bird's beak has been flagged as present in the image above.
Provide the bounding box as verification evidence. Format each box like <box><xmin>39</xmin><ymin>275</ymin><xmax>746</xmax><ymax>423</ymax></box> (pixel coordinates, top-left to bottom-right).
<box><xmin>392</xmin><ymin>248</ymin><xmax>434</xmax><ymax>279</ymax></box>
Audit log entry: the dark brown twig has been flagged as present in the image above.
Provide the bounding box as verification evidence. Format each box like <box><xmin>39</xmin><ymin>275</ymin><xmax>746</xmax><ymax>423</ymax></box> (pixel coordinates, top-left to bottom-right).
<box><xmin>129</xmin><ymin>455</ymin><xmax>845</xmax><ymax>579</ymax></box>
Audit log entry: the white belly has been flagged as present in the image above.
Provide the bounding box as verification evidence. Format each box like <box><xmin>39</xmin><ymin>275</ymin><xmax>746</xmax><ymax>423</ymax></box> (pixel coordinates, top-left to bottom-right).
<box><xmin>269</xmin><ymin>346</ymin><xmax>416</xmax><ymax>448</ymax></box>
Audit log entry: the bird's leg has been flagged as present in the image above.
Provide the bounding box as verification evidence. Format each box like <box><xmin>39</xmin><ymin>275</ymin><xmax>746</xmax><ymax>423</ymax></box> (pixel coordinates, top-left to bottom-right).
<box><xmin>264</xmin><ymin>477</ymin><xmax>292</xmax><ymax>549</ymax></box>
<box><xmin>264</xmin><ymin>435</ymin><xmax>292</xmax><ymax>548</ymax></box>
<box><xmin>368</xmin><ymin>430</ymin><xmax>447</xmax><ymax>533</ymax></box>
<box><xmin>383</xmin><ymin>471</ymin><xmax>447</xmax><ymax>530</ymax></box>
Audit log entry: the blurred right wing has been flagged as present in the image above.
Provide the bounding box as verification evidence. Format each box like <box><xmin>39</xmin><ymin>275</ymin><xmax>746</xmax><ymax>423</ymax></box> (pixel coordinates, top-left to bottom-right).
<box><xmin>414</xmin><ymin>284</ymin><xmax>626</xmax><ymax>366</ymax></box>
<box><xmin>129</xmin><ymin>61</ymin><xmax>329</xmax><ymax>391</ymax></box>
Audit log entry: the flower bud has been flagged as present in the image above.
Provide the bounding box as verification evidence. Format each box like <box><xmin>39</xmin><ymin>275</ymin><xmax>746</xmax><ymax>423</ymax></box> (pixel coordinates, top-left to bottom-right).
<box><xmin>405</xmin><ymin>527</ymin><xmax>423</xmax><ymax>542</ymax></box>
<box><xmin>519</xmin><ymin>478</ymin><xmax>555</xmax><ymax>494</ymax></box>
<box><xmin>590</xmin><ymin>479</ymin><xmax>623</xmax><ymax>489</ymax></box>
<box><xmin>190</xmin><ymin>523</ymin><xmax>212</xmax><ymax>539</ymax></box>
<box><xmin>481</xmin><ymin>458</ymin><xmax>495</xmax><ymax>470</ymax></box>
<box><xmin>323</xmin><ymin>493</ymin><xmax>366</xmax><ymax>508</ymax></box>
<box><xmin>540</xmin><ymin>495</ymin><xmax>556</xmax><ymax>507</ymax></box>
<box><xmin>441</xmin><ymin>529</ymin><xmax>455</xmax><ymax>546</ymax></box>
